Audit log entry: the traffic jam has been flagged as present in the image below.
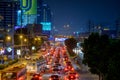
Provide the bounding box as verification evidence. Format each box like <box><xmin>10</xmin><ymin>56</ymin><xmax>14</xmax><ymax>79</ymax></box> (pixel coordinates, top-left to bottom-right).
<box><xmin>31</xmin><ymin>45</ymin><xmax>80</xmax><ymax>80</ymax></box>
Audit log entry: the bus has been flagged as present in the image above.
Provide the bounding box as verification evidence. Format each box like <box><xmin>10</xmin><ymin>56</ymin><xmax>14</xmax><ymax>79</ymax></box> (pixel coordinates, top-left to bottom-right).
<box><xmin>0</xmin><ymin>65</ymin><xmax>27</xmax><ymax>80</ymax></box>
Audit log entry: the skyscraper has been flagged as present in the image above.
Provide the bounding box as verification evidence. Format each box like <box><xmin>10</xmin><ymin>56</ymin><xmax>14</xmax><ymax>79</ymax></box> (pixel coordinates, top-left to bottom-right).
<box><xmin>40</xmin><ymin>3</ymin><xmax>52</xmax><ymax>22</ymax></box>
<box><xmin>20</xmin><ymin>0</ymin><xmax>52</xmax><ymax>36</ymax></box>
<box><xmin>40</xmin><ymin>3</ymin><xmax>52</xmax><ymax>35</ymax></box>
<box><xmin>0</xmin><ymin>0</ymin><xmax>19</xmax><ymax>32</ymax></box>
<box><xmin>20</xmin><ymin>0</ymin><xmax>37</xmax><ymax>26</ymax></box>
<box><xmin>0</xmin><ymin>0</ymin><xmax>19</xmax><ymax>47</ymax></box>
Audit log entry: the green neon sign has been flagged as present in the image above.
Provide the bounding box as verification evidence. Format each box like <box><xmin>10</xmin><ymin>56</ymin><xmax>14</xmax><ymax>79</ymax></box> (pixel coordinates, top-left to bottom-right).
<box><xmin>21</xmin><ymin>0</ymin><xmax>37</xmax><ymax>15</ymax></box>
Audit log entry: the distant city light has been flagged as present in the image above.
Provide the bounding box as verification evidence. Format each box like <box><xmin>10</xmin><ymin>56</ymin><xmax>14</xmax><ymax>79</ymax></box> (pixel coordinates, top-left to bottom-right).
<box><xmin>103</xmin><ymin>28</ymin><xmax>110</xmax><ymax>31</ymax></box>
<box><xmin>43</xmin><ymin>4</ymin><xmax>47</xmax><ymax>6</ymax></box>
<box><xmin>15</xmin><ymin>26</ymin><xmax>21</xmax><ymax>30</ymax></box>
<box><xmin>18</xmin><ymin>10</ymin><xmax>21</xmax><ymax>13</ymax></box>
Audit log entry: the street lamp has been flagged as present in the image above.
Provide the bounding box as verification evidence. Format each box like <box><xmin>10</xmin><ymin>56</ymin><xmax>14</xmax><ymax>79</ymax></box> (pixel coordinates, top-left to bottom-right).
<box><xmin>19</xmin><ymin>35</ymin><xmax>23</xmax><ymax>39</ymax></box>
<box><xmin>33</xmin><ymin>37</ymin><xmax>42</xmax><ymax>52</ymax></box>
<box><xmin>5</xmin><ymin>35</ymin><xmax>13</xmax><ymax>59</ymax></box>
<box><xmin>5</xmin><ymin>35</ymin><xmax>11</xmax><ymax>42</ymax></box>
<box><xmin>24</xmin><ymin>38</ymin><xmax>27</xmax><ymax>42</ymax></box>
<box><xmin>6</xmin><ymin>36</ymin><xmax>11</xmax><ymax>42</ymax></box>
<box><xmin>19</xmin><ymin>35</ymin><xmax>23</xmax><ymax>58</ymax></box>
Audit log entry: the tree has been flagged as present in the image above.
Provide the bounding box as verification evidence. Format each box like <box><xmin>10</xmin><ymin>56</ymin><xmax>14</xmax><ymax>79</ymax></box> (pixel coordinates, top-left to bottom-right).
<box><xmin>65</xmin><ymin>38</ymin><xmax>77</xmax><ymax>49</ymax></box>
<box><xmin>64</xmin><ymin>38</ymin><xmax>77</xmax><ymax>58</ymax></box>
<box><xmin>82</xmin><ymin>33</ymin><xmax>110</xmax><ymax>80</ymax></box>
<box><xmin>106</xmin><ymin>39</ymin><xmax>120</xmax><ymax>80</ymax></box>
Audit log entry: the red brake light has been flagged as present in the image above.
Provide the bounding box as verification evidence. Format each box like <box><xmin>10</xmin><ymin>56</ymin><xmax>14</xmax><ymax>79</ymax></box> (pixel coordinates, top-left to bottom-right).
<box><xmin>49</xmin><ymin>78</ymin><xmax>52</xmax><ymax>80</ymax></box>
<box><xmin>71</xmin><ymin>68</ymin><xmax>74</xmax><ymax>70</ymax></box>
<box><xmin>76</xmin><ymin>74</ymin><xmax>79</xmax><ymax>77</ymax></box>
<box><xmin>35</xmin><ymin>75</ymin><xmax>38</xmax><ymax>78</ymax></box>
<box><xmin>18</xmin><ymin>77</ymin><xmax>23</xmax><ymax>80</ymax></box>
<box><xmin>70</xmin><ymin>76</ymin><xmax>74</xmax><ymax>78</ymax></box>
<box><xmin>68</xmin><ymin>66</ymin><xmax>71</xmax><ymax>68</ymax></box>
<box><xmin>65</xmin><ymin>68</ymin><xmax>68</xmax><ymax>71</ymax></box>
<box><xmin>39</xmin><ymin>76</ymin><xmax>42</xmax><ymax>79</ymax></box>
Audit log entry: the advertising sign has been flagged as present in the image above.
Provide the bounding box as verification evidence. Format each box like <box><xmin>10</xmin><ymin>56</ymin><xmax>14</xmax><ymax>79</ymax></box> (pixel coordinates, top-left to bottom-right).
<box><xmin>20</xmin><ymin>0</ymin><xmax>37</xmax><ymax>15</ymax></box>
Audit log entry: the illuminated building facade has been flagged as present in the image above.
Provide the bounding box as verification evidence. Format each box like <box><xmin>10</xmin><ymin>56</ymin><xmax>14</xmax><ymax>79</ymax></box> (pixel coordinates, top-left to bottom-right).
<box><xmin>0</xmin><ymin>0</ymin><xmax>52</xmax><ymax>38</ymax></box>
<box><xmin>19</xmin><ymin>0</ymin><xmax>37</xmax><ymax>26</ymax></box>
<box><xmin>19</xmin><ymin>0</ymin><xmax>52</xmax><ymax>35</ymax></box>
<box><xmin>40</xmin><ymin>3</ymin><xmax>52</xmax><ymax>35</ymax></box>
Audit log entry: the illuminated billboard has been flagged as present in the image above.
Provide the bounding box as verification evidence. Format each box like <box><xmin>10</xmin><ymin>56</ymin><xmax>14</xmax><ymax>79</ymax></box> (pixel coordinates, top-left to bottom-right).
<box><xmin>20</xmin><ymin>0</ymin><xmax>37</xmax><ymax>15</ymax></box>
<box><xmin>41</xmin><ymin>22</ymin><xmax>51</xmax><ymax>31</ymax></box>
<box><xmin>55</xmin><ymin>38</ymin><xmax>67</xmax><ymax>42</ymax></box>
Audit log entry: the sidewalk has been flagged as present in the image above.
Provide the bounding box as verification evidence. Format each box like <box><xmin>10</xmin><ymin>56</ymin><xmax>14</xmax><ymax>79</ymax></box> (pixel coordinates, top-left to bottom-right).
<box><xmin>71</xmin><ymin>59</ymin><xmax>99</xmax><ymax>80</ymax></box>
<box><xmin>79</xmin><ymin>72</ymin><xmax>99</xmax><ymax>80</ymax></box>
<box><xmin>78</xmin><ymin>65</ymin><xmax>99</xmax><ymax>80</ymax></box>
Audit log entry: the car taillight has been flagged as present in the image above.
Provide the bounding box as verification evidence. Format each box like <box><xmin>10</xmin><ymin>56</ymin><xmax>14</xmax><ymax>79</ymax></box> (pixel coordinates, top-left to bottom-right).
<box><xmin>65</xmin><ymin>77</ymin><xmax>69</xmax><ymax>80</ymax></box>
<box><xmin>49</xmin><ymin>78</ymin><xmax>52</xmax><ymax>80</ymax></box>
<box><xmin>18</xmin><ymin>77</ymin><xmax>23</xmax><ymax>80</ymax></box>
<box><xmin>71</xmin><ymin>68</ymin><xmax>74</xmax><ymax>70</ymax></box>
<box><xmin>35</xmin><ymin>75</ymin><xmax>38</xmax><ymax>78</ymax></box>
<box><xmin>70</xmin><ymin>76</ymin><xmax>74</xmax><ymax>78</ymax></box>
<box><xmin>64</xmin><ymin>77</ymin><xmax>69</xmax><ymax>80</ymax></box>
<box><xmin>39</xmin><ymin>76</ymin><xmax>42</xmax><ymax>79</ymax></box>
<box><xmin>65</xmin><ymin>68</ymin><xmax>68</xmax><ymax>71</ymax></box>
<box><xmin>18</xmin><ymin>76</ymin><xmax>25</xmax><ymax>80</ymax></box>
<box><xmin>68</xmin><ymin>66</ymin><xmax>71</xmax><ymax>68</ymax></box>
<box><xmin>76</xmin><ymin>74</ymin><xmax>79</xmax><ymax>77</ymax></box>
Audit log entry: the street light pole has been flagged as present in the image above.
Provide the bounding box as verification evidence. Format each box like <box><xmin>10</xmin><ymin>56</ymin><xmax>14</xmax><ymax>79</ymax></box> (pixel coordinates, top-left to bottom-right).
<box><xmin>20</xmin><ymin>35</ymin><xmax>23</xmax><ymax>58</ymax></box>
<box><xmin>11</xmin><ymin>2</ymin><xmax>15</xmax><ymax>60</ymax></box>
<box><xmin>11</xmin><ymin>31</ymin><xmax>14</xmax><ymax>60</ymax></box>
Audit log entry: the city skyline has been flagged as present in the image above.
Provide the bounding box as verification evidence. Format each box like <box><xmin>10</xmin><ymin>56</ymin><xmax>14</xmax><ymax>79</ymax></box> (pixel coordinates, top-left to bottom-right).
<box><xmin>44</xmin><ymin>0</ymin><xmax>120</xmax><ymax>33</ymax></box>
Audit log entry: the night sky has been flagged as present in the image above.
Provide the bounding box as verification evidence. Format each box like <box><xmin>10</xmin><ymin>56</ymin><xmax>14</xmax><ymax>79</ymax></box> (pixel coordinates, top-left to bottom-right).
<box><xmin>44</xmin><ymin>0</ymin><xmax>120</xmax><ymax>34</ymax></box>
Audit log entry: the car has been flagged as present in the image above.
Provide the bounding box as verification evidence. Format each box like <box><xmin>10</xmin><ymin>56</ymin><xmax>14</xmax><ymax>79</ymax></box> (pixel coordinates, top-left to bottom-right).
<box><xmin>41</xmin><ymin>47</ymin><xmax>46</xmax><ymax>52</ymax></box>
<box><xmin>65</xmin><ymin>61</ymin><xmax>72</xmax><ymax>66</ymax></box>
<box><xmin>49</xmin><ymin>74</ymin><xmax>60</xmax><ymax>80</ymax></box>
<box><xmin>31</xmin><ymin>73</ymin><xmax>42</xmax><ymax>80</ymax></box>
<box><xmin>54</xmin><ymin>63</ymin><xmax>61</xmax><ymax>66</ymax></box>
<box><xmin>25</xmin><ymin>55</ymin><xmax>31</xmax><ymax>60</ymax></box>
<box><xmin>63</xmin><ymin>57</ymin><xmax>69</xmax><ymax>62</ymax></box>
<box><xmin>64</xmin><ymin>65</ymin><xmax>74</xmax><ymax>72</ymax></box>
<box><xmin>64</xmin><ymin>71</ymin><xmax>79</xmax><ymax>80</ymax></box>
<box><xmin>53</xmin><ymin>68</ymin><xmax>60</xmax><ymax>72</ymax></box>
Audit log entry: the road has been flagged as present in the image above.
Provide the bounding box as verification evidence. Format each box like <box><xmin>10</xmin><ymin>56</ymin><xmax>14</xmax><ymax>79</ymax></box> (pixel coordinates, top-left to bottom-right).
<box><xmin>1</xmin><ymin>45</ymin><xmax>99</xmax><ymax>80</ymax></box>
<box><xmin>35</xmin><ymin>46</ymin><xmax>99</xmax><ymax>80</ymax></box>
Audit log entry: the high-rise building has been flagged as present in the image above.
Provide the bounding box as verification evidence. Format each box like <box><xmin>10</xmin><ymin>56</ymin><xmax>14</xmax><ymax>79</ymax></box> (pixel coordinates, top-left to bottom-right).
<box><xmin>20</xmin><ymin>0</ymin><xmax>37</xmax><ymax>26</ymax></box>
<box><xmin>40</xmin><ymin>3</ymin><xmax>52</xmax><ymax>36</ymax></box>
<box><xmin>20</xmin><ymin>0</ymin><xmax>49</xmax><ymax>25</ymax></box>
<box><xmin>116</xmin><ymin>18</ymin><xmax>120</xmax><ymax>38</ymax></box>
<box><xmin>20</xmin><ymin>0</ymin><xmax>52</xmax><ymax>36</ymax></box>
<box><xmin>39</xmin><ymin>3</ymin><xmax>52</xmax><ymax>22</ymax></box>
<box><xmin>0</xmin><ymin>0</ymin><xmax>19</xmax><ymax>32</ymax></box>
<box><xmin>0</xmin><ymin>0</ymin><xmax>20</xmax><ymax>47</ymax></box>
<box><xmin>37</xmin><ymin>0</ymin><xmax>44</xmax><ymax>24</ymax></box>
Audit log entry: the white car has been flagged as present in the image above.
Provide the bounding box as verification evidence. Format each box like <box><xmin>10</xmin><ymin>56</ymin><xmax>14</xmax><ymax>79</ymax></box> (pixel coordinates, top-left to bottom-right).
<box><xmin>25</xmin><ymin>55</ymin><xmax>31</xmax><ymax>60</ymax></box>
